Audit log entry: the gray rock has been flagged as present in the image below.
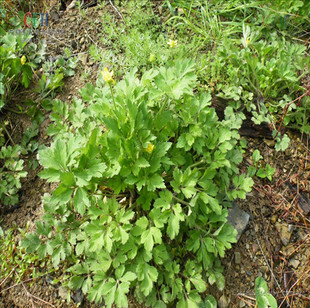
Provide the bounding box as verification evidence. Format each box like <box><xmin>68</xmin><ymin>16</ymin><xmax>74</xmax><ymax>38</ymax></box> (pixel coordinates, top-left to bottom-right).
<box><xmin>227</xmin><ymin>202</ymin><xmax>250</xmax><ymax>241</ymax></box>
<box><xmin>275</xmin><ymin>222</ymin><xmax>292</xmax><ymax>246</ymax></box>
<box><xmin>45</xmin><ymin>274</ymin><xmax>56</xmax><ymax>286</ymax></box>
<box><xmin>58</xmin><ymin>286</ymin><xmax>68</xmax><ymax>300</ymax></box>
<box><xmin>239</xmin><ymin>300</ymin><xmax>246</xmax><ymax>307</ymax></box>
<box><xmin>79</xmin><ymin>53</ymin><xmax>88</xmax><ymax>65</ymax></box>
<box><xmin>67</xmin><ymin>0</ymin><xmax>78</xmax><ymax>10</ymax></box>
<box><xmin>289</xmin><ymin>258</ymin><xmax>300</xmax><ymax>269</ymax></box>
<box><xmin>235</xmin><ymin>252</ymin><xmax>241</xmax><ymax>264</ymax></box>
<box><xmin>288</xmin><ymin>224</ymin><xmax>294</xmax><ymax>233</ymax></box>
<box><xmin>218</xmin><ymin>294</ymin><xmax>229</xmax><ymax>308</ymax></box>
<box><xmin>72</xmin><ymin>289</ymin><xmax>84</xmax><ymax>304</ymax></box>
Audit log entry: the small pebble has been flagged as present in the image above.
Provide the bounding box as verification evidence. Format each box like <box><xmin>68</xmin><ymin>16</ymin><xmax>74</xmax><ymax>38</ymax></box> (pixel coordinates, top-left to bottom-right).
<box><xmin>218</xmin><ymin>294</ymin><xmax>229</xmax><ymax>308</ymax></box>
<box><xmin>235</xmin><ymin>252</ymin><xmax>241</xmax><ymax>265</ymax></box>
<box><xmin>58</xmin><ymin>286</ymin><xmax>67</xmax><ymax>300</ymax></box>
<box><xmin>289</xmin><ymin>258</ymin><xmax>300</xmax><ymax>269</ymax></box>
<box><xmin>239</xmin><ymin>300</ymin><xmax>246</xmax><ymax>307</ymax></box>
<box><xmin>271</xmin><ymin>215</ymin><xmax>277</xmax><ymax>224</ymax></box>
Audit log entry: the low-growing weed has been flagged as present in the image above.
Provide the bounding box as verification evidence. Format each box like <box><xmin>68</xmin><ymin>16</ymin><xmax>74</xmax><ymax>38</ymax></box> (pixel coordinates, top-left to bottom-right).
<box><xmin>248</xmin><ymin>149</ymin><xmax>275</xmax><ymax>181</ymax></box>
<box><xmin>0</xmin><ymin>225</ymin><xmax>40</xmax><ymax>283</ymax></box>
<box><xmin>173</xmin><ymin>0</ymin><xmax>310</xmax><ymax>135</ymax></box>
<box><xmin>36</xmin><ymin>51</ymin><xmax>77</xmax><ymax>100</ymax></box>
<box><xmin>89</xmin><ymin>1</ymin><xmax>199</xmax><ymax>77</ymax></box>
<box><xmin>255</xmin><ymin>277</ymin><xmax>277</xmax><ymax>308</ymax></box>
<box><xmin>0</xmin><ymin>144</ymin><xmax>27</xmax><ymax>207</ymax></box>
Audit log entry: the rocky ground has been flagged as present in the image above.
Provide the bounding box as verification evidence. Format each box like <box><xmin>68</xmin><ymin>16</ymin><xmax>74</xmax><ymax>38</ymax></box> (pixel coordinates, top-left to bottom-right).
<box><xmin>0</xmin><ymin>1</ymin><xmax>309</xmax><ymax>307</ymax></box>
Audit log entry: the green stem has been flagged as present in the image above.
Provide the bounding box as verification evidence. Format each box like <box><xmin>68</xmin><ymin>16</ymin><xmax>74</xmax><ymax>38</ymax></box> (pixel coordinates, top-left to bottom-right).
<box><xmin>109</xmin><ymin>83</ymin><xmax>116</xmax><ymax>110</ymax></box>
<box><xmin>172</xmin><ymin>195</ymin><xmax>190</xmax><ymax>207</ymax></box>
<box><xmin>2</xmin><ymin>106</ymin><xmax>25</xmax><ymax>114</ymax></box>
<box><xmin>0</xmin><ymin>122</ymin><xmax>15</xmax><ymax>145</ymax></box>
<box><xmin>189</xmin><ymin>159</ymin><xmax>206</xmax><ymax>169</ymax></box>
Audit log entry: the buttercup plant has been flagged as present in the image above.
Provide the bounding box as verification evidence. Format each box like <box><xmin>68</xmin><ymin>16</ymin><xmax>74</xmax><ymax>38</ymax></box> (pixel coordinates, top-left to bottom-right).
<box><xmin>21</xmin><ymin>59</ymin><xmax>253</xmax><ymax>307</ymax></box>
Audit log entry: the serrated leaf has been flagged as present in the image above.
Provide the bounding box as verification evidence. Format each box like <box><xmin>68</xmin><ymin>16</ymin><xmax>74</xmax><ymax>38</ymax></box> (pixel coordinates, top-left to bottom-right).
<box><xmin>52</xmin><ymin>245</ymin><xmax>65</xmax><ymax>267</ymax></box>
<box><xmin>205</xmin><ymin>295</ymin><xmax>217</xmax><ymax>308</ymax></box>
<box><xmin>119</xmin><ymin>226</ymin><xmax>129</xmax><ymax>244</ymax></box>
<box><xmin>253</xmin><ymin>149</ymin><xmax>262</xmax><ymax>162</ymax></box>
<box><xmin>255</xmin><ymin>277</ymin><xmax>277</xmax><ymax>308</ymax></box>
<box><xmin>147</xmin><ymin>174</ymin><xmax>166</xmax><ymax>191</ymax></box>
<box><xmin>153</xmin><ymin>190</ymin><xmax>172</xmax><ymax>211</ymax></box>
<box><xmin>121</xmin><ymin>271</ymin><xmax>137</xmax><ymax>282</ymax></box>
<box><xmin>190</xmin><ymin>274</ymin><xmax>206</xmax><ymax>293</ymax></box>
<box><xmin>37</xmin><ymin>244</ymin><xmax>47</xmax><ymax>259</ymax></box>
<box><xmin>141</xmin><ymin>227</ymin><xmax>162</xmax><ymax>251</ymax></box>
<box><xmin>115</xmin><ymin>282</ymin><xmax>129</xmax><ymax>308</ymax></box>
<box><xmin>38</xmin><ymin>168</ymin><xmax>61</xmax><ymax>182</ymax></box>
<box><xmin>102</xmin><ymin>280</ymin><xmax>117</xmax><ymax>308</ymax></box>
<box><xmin>137</xmin><ymin>263</ymin><xmax>158</xmax><ymax>296</ymax></box>
<box><xmin>275</xmin><ymin>134</ymin><xmax>290</xmax><ymax>152</ymax></box>
<box><xmin>167</xmin><ymin>204</ymin><xmax>185</xmax><ymax>240</ymax></box>
<box><xmin>69</xmin><ymin>276</ymin><xmax>84</xmax><ymax>290</ymax></box>
<box><xmin>73</xmin><ymin>187</ymin><xmax>90</xmax><ymax>215</ymax></box>
<box><xmin>82</xmin><ymin>277</ymin><xmax>92</xmax><ymax>294</ymax></box>
<box><xmin>20</xmin><ymin>233</ymin><xmax>41</xmax><ymax>253</ymax></box>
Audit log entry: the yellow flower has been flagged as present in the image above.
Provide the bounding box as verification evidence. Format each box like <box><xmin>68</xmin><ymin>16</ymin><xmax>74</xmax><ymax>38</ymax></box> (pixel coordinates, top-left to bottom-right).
<box><xmin>149</xmin><ymin>53</ymin><xmax>155</xmax><ymax>62</ymax></box>
<box><xmin>145</xmin><ymin>143</ymin><xmax>154</xmax><ymax>154</ymax></box>
<box><xmin>167</xmin><ymin>39</ymin><xmax>177</xmax><ymax>48</ymax></box>
<box><xmin>20</xmin><ymin>55</ymin><xmax>26</xmax><ymax>65</ymax></box>
<box><xmin>246</xmin><ymin>38</ymin><xmax>250</xmax><ymax>46</ymax></box>
<box><xmin>101</xmin><ymin>67</ymin><xmax>115</xmax><ymax>84</ymax></box>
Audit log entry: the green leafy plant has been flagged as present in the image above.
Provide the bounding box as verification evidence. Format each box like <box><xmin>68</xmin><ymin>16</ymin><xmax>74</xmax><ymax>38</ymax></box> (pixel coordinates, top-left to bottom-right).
<box><xmin>0</xmin><ymin>225</ymin><xmax>40</xmax><ymax>283</ymax></box>
<box><xmin>21</xmin><ymin>59</ymin><xmax>253</xmax><ymax>307</ymax></box>
<box><xmin>36</xmin><ymin>52</ymin><xmax>77</xmax><ymax>100</ymax></box>
<box><xmin>248</xmin><ymin>149</ymin><xmax>275</xmax><ymax>181</ymax></box>
<box><xmin>255</xmin><ymin>277</ymin><xmax>277</xmax><ymax>308</ymax></box>
<box><xmin>173</xmin><ymin>0</ymin><xmax>309</xmax><ymax>133</ymax></box>
<box><xmin>203</xmin><ymin>33</ymin><xmax>307</xmax><ymax>124</ymax></box>
<box><xmin>0</xmin><ymin>144</ymin><xmax>27</xmax><ymax>206</ymax></box>
<box><xmin>89</xmin><ymin>1</ymin><xmax>198</xmax><ymax>77</ymax></box>
<box><xmin>274</xmin><ymin>133</ymin><xmax>290</xmax><ymax>152</ymax></box>
<box><xmin>0</xmin><ymin>30</ymin><xmax>33</xmax><ymax>110</ymax></box>
<box><xmin>0</xmin><ymin>20</ymin><xmax>46</xmax><ymax>111</ymax></box>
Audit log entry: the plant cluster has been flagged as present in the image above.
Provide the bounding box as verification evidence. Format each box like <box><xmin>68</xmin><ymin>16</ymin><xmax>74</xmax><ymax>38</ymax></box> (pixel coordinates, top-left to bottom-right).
<box><xmin>0</xmin><ymin>31</ymin><xmax>32</xmax><ymax>110</ymax></box>
<box><xmin>21</xmin><ymin>59</ymin><xmax>253</xmax><ymax>307</ymax></box>
<box><xmin>0</xmin><ymin>225</ymin><xmax>40</xmax><ymax>283</ymax></box>
<box><xmin>171</xmin><ymin>0</ymin><xmax>310</xmax><ymax>136</ymax></box>
<box><xmin>0</xmin><ymin>144</ymin><xmax>27</xmax><ymax>207</ymax></box>
<box><xmin>248</xmin><ymin>149</ymin><xmax>275</xmax><ymax>181</ymax></box>
<box><xmin>255</xmin><ymin>277</ymin><xmax>277</xmax><ymax>308</ymax></box>
<box><xmin>0</xmin><ymin>23</ymin><xmax>46</xmax><ymax>207</ymax></box>
<box><xmin>89</xmin><ymin>1</ymin><xmax>199</xmax><ymax>78</ymax></box>
<box><xmin>0</xmin><ymin>25</ymin><xmax>46</xmax><ymax>108</ymax></box>
<box><xmin>36</xmin><ymin>52</ymin><xmax>77</xmax><ymax>101</ymax></box>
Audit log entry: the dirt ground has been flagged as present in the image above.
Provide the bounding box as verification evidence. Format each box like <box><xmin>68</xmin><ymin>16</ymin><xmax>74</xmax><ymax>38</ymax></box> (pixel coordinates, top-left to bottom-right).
<box><xmin>0</xmin><ymin>1</ymin><xmax>309</xmax><ymax>307</ymax></box>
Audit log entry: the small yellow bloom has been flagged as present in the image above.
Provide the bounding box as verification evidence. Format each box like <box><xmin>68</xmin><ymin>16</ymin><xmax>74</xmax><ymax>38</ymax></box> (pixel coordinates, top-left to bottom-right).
<box><xmin>167</xmin><ymin>39</ymin><xmax>177</xmax><ymax>48</ymax></box>
<box><xmin>21</xmin><ymin>55</ymin><xmax>26</xmax><ymax>65</ymax></box>
<box><xmin>145</xmin><ymin>143</ymin><xmax>154</xmax><ymax>154</ymax></box>
<box><xmin>101</xmin><ymin>67</ymin><xmax>115</xmax><ymax>84</ymax></box>
<box><xmin>246</xmin><ymin>38</ymin><xmax>250</xmax><ymax>46</ymax></box>
<box><xmin>149</xmin><ymin>53</ymin><xmax>155</xmax><ymax>62</ymax></box>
